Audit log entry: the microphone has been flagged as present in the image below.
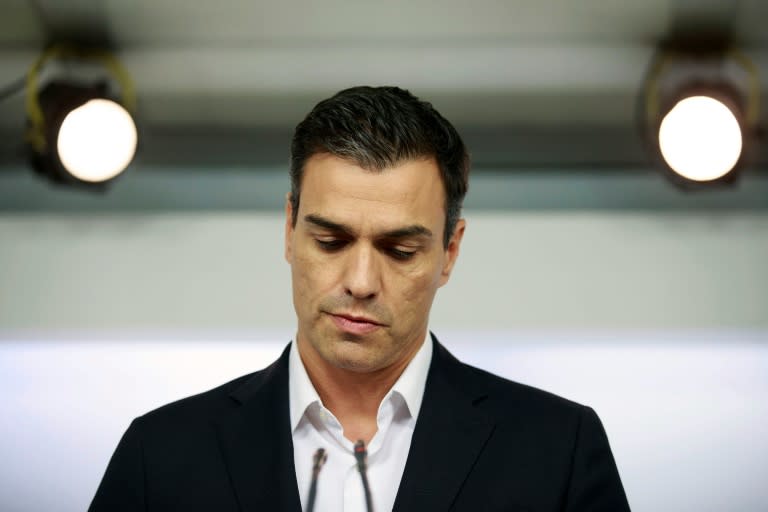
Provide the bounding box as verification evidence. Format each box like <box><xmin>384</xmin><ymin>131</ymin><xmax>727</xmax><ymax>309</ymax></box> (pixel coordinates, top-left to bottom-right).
<box><xmin>354</xmin><ymin>440</ymin><xmax>374</xmax><ymax>512</ymax></box>
<box><xmin>306</xmin><ymin>448</ymin><xmax>327</xmax><ymax>512</ymax></box>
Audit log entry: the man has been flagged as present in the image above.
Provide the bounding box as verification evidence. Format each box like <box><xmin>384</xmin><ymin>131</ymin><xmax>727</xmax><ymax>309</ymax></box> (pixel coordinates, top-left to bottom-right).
<box><xmin>90</xmin><ymin>86</ymin><xmax>630</xmax><ymax>511</ymax></box>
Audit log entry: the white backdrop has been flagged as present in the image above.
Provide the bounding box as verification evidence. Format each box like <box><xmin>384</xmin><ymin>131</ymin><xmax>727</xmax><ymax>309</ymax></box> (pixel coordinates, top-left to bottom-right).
<box><xmin>0</xmin><ymin>330</ymin><xmax>767</xmax><ymax>511</ymax></box>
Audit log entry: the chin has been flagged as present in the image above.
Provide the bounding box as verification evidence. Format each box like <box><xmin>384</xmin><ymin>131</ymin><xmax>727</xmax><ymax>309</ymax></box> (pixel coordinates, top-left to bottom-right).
<box><xmin>323</xmin><ymin>340</ymin><xmax>387</xmax><ymax>373</ymax></box>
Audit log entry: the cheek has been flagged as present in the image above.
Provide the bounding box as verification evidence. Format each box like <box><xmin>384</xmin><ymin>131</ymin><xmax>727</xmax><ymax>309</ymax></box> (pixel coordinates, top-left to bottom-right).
<box><xmin>290</xmin><ymin>248</ymin><xmax>313</xmax><ymax>308</ymax></box>
<box><xmin>291</xmin><ymin>248</ymin><xmax>337</xmax><ymax>304</ymax></box>
<box><xmin>391</xmin><ymin>260</ymin><xmax>443</xmax><ymax>313</ymax></box>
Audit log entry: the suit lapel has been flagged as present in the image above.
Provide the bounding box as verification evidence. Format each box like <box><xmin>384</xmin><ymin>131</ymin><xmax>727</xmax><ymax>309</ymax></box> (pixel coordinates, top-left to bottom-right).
<box><xmin>214</xmin><ymin>345</ymin><xmax>302</xmax><ymax>512</ymax></box>
<box><xmin>212</xmin><ymin>338</ymin><xmax>494</xmax><ymax>511</ymax></box>
<box><xmin>393</xmin><ymin>338</ymin><xmax>496</xmax><ymax>512</ymax></box>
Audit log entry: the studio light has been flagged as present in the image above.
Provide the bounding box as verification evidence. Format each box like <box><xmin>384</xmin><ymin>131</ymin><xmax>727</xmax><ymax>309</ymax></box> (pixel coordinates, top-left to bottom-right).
<box><xmin>25</xmin><ymin>44</ymin><xmax>138</xmax><ymax>188</ymax></box>
<box><xmin>642</xmin><ymin>45</ymin><xmax>759</xmax><ymax>187</ymax></box>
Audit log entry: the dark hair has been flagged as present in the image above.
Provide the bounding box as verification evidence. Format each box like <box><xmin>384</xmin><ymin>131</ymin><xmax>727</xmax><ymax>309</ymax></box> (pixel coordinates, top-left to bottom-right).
<box><xmin>290</xmin><ymin>86</ymin><xmax>470</xmax><ymax>248</ymax></box>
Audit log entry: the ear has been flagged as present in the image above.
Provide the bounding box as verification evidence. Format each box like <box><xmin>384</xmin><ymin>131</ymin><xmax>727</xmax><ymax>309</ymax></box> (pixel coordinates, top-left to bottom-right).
<box><xmin>438</xmin><ymin>218</ymin><xmax>466</xmax><ymax>287</ymax></box>
<box><xmin>284</xmin><ymin>192</ymin><xmax>294</xmax><ymax>263</ymax></box>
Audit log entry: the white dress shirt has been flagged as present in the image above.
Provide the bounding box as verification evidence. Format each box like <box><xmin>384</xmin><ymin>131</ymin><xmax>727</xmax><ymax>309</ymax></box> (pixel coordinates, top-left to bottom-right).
<box><xmin>289</xmin><ymin>335</ymin><xmax>433</xmax><ymax>512</ymax></box>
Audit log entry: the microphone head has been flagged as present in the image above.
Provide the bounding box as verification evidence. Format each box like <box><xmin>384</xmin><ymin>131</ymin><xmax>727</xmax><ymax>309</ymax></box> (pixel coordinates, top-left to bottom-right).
<box><xmin>352</xmin><ymin>440</ymin><xmax>373</xmax><ymax>510</ymax></box>
<box><xmin>313</xmin><ymin>448</ymin><xmax>328</xmax><ymax>470</ymax></box>
<box><xmin>354</xmin><ymin>440</ymin><xmax>368</xmax><ymax>467</ymax></box>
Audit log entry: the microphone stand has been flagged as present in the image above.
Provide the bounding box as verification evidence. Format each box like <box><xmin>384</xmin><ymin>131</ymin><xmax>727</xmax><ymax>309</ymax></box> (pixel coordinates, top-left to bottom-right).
<box><xmin>354</xmin><ymin>440</ymin><xmax>374</xmax><ymax>512</ymax></box>
<box><xmin>306</xmin><ymin>448</ymin><xmax>327</xmax><ymax>512</ymax></box>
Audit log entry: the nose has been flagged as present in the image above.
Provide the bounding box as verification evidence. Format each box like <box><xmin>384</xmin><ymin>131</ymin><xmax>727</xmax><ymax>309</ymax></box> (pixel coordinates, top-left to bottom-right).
<box><xmin>342</xmin><ymin>244</ymin><xmax>381</xmax><ymax>300</ymax></box>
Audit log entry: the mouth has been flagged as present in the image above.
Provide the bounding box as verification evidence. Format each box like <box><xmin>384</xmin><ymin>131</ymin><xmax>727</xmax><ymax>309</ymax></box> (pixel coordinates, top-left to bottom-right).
<box><xmin>327</xmin><ymin>312</ymin><xmax>383</xmax><ymax>335</ymax></box>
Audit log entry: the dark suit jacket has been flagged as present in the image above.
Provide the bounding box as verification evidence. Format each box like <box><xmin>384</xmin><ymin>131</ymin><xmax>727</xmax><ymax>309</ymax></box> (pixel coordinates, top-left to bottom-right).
<box><xmin>90</xmin><ymin>337</ymin><xmax>630</xmax><ymax>511</ymax></box>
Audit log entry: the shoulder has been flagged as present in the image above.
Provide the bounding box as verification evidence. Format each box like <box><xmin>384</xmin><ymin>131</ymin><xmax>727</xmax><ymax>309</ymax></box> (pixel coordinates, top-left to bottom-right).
<box><xmin>431</xmin><ymin>344</ymin><xmax>629</xmax><ymax>509</ymax></box>
<box><xmin>140</xmin><ymin>371</ymin><xmax>254</xmax><ymax>424</ymax></box>
<box><xmin>127</xmin><ymin>361</ymin><xmax>277</xmax><ymax>442</ymax></box>
<box><xmin>460</xmin><ymin>360</ymin><xmax>586</xmax><ymax>419</ymax></box>
<box><xmin>432</xmin><ymin>341</ymin><xmax>590</xmax><ymax>429</ymax></box>
<box><xmin>448</xmin><ymin>358</ymin><xmax>611</xmax><ymax>461</ymax></box>
<box><xmin>133</xmin><ymin>344</ymin><xmax>290</xmax><ymax>431</ymax></box>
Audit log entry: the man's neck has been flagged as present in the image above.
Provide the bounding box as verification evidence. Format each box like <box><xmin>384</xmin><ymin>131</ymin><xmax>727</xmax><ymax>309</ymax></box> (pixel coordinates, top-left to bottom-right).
<box><xmin>296</xmin><ymin>336</ymin><xmax>423</xmax><ymax>444</ymax></box>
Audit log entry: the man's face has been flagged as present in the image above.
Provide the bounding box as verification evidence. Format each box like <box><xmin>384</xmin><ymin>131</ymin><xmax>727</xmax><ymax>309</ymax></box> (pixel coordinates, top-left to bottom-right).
<box><xmin>285</xmin><ymin>153</ymin><xmax>465</xmax><ymax>374</ymax></box>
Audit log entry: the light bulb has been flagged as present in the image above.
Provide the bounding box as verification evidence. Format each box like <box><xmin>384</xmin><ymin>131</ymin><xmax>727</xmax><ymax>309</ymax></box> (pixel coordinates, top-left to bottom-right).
<box><xmin>57</xmin><ymin>98</ymin><xmax>138</xmax><ymax>183</ymax></box>
<box><xmin>658</xmin><ymin>95</ymin><xmax>742</xmax><ymax>182</ymax></box>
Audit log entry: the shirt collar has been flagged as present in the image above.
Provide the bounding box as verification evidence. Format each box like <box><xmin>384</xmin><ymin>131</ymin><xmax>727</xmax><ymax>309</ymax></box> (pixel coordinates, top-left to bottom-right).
<box><xmin>288</xmin><ymin>332</ymin><xmax>433</xmax><ymax>433</ymax></box>
<box><xmin>389</xmin><ymin>332</ymin><xmax>432</xmax><ymax>420</ymax></box>
<box><xmin>288</xmin><ymin>338</ymin><xmax>322</xmax><ymax>433</ymax></box>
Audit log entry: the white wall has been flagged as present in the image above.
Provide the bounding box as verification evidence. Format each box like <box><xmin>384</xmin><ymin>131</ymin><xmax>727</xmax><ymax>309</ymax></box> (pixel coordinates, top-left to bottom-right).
<box><xmin>1</xmin><ymin>211</ymin><xmax>767</xmax><ymax>511</ymax></box>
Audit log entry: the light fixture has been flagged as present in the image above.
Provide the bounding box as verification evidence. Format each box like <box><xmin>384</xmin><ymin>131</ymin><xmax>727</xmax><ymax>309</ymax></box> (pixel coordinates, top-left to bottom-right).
<box><xmin>641</xmin><ymin>43</ymin><xmax>760</xmax><ymax>187</ymax></box>
<box><xmin>25</xmin><ymin>44</ymin><xmax>138</xmax><ymax>188</ymax></box>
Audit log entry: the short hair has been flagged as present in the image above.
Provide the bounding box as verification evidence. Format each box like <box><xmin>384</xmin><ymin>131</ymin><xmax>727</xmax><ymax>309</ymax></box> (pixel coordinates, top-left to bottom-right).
<box><xmin>290</xmin><ymin>86</ymin><xmax>470</xmax><ymax>248</ymax></box>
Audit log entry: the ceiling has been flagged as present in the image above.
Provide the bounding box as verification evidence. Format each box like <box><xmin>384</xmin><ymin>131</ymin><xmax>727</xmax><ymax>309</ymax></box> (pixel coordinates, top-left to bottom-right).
<box><xmin>1</xmin><ymin>0</ymin><xmax>768</xmax><ymax>169</ymax></box>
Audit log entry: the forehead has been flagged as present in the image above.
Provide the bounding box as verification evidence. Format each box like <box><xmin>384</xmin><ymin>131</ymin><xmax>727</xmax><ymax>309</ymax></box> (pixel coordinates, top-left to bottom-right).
<box><xmin>299</xmin><ymin>154</ymin><xmax>445</xmax><ymax>231</ymax></box>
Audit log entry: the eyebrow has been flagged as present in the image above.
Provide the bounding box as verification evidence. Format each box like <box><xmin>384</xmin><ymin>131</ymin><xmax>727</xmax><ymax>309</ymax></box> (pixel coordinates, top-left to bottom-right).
<box><xmin>304</xmin><ymin>214</ymin><xmax>433</xmax><ymax>240</ymax></box>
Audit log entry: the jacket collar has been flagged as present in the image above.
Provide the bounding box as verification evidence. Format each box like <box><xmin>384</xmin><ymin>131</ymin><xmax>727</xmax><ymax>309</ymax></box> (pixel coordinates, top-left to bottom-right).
<box><xmin>393</xmin><ymin>334</ymin><xmax>496</xmax><ymax>511</ymax></box>
<box><xmin>215</xmin><ymin>344</ymin><xmax>302</xmax><ymax>512</ymax></box>
<box><xmin>214</xmin><ymin>336</ymin><xmax>495</xmax><ymax>512</ymax></box>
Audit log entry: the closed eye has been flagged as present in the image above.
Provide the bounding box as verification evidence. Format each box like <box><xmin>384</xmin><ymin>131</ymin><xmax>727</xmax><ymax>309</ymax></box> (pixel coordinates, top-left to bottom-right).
<box><xmin>316</xmin><ymin>239</ymin><xmax>348</xmax><ymax>251</ymax></box>
<box><xmin>316</xmin><ymin>238</ymin><xmax>417</xmax><ymax>260</ymax></box>
<box><xmin>387</xmin><ymin>247</ymin><xmax>416</xmax><ymax>260</ymax></box>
